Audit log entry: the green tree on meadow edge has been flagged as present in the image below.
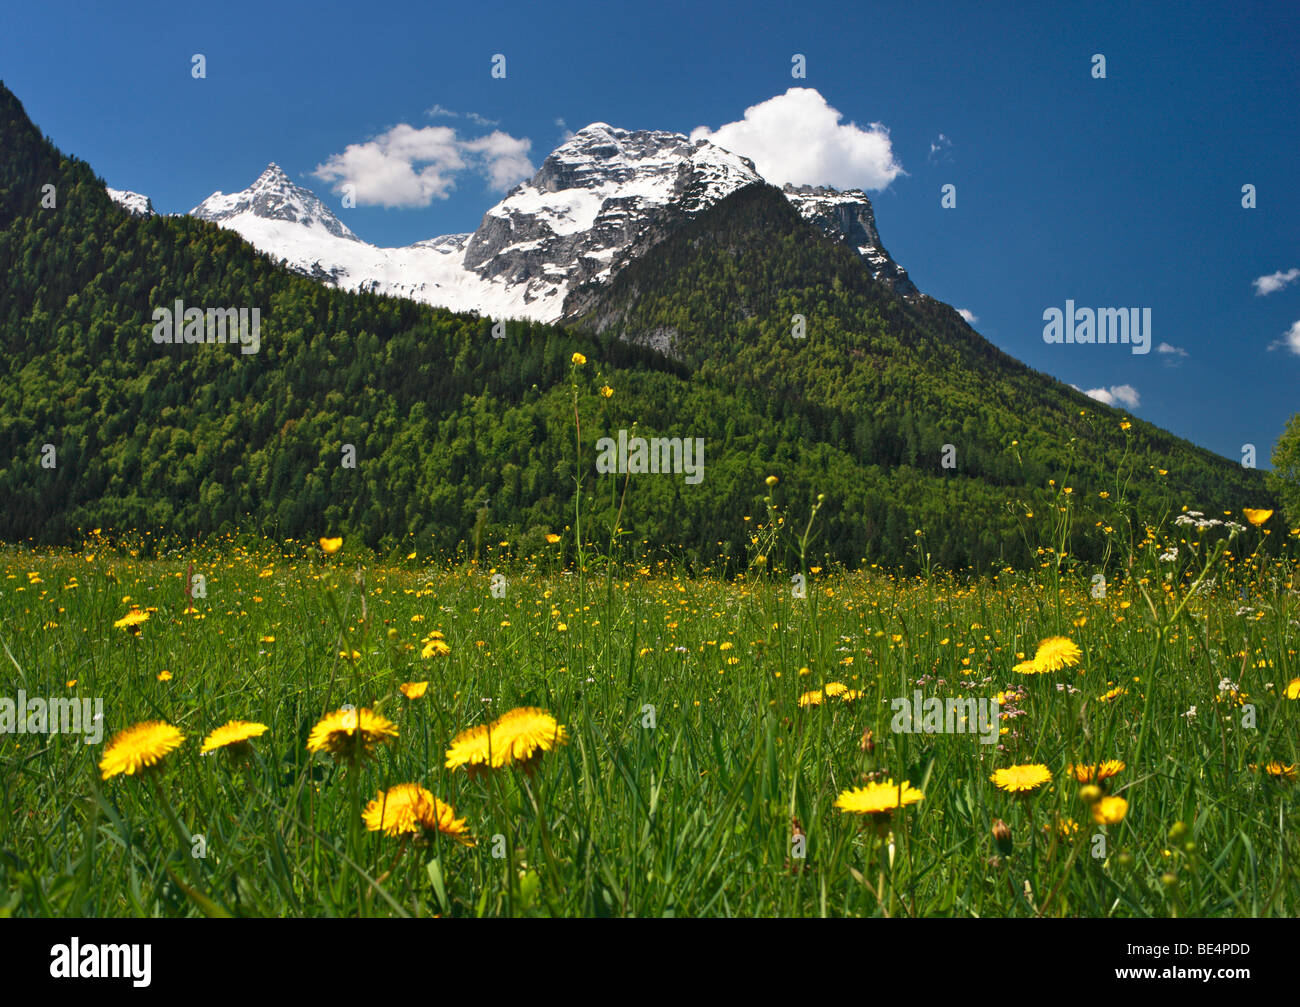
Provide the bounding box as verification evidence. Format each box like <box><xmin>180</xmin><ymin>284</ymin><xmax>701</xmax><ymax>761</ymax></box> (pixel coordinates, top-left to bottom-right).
<box><xmin>1268</xmin><ymin>412</ymin><xmax>1300</xmax><ymax>528</ymax></box>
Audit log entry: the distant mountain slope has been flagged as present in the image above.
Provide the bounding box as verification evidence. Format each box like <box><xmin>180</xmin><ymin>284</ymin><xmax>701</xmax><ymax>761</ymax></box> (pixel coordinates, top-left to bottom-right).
<box><xmin>0</xmin><ymin>82</ymin><xmax>1272</xmax><ymax>569</ymax></box>
<box><xmin>569</xmin><ymin>181</ymin><xmax>1270</xmax><ymax>551</ymax></box>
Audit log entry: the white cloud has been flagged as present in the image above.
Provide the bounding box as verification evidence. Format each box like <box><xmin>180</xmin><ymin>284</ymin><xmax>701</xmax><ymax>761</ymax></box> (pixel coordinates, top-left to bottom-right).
<box><xmin>956</xmin><ymin>308</ymin><xmax>978</xmax><ymax>325</ymax></box>
<box><xmin>1253</xmin><ymin>268</ymin><xmax>1300</xmax><ymax>296</ymax></box>
<box><xmin>1082</xmin><ymin>384</ymin><xmax>1141</xmax><ymax>408</ymax></box>
<box><xmin>690</xmin><ymin>88</ymin><xmax>903</xmax><ymax>191</ymax></box>
<box><xmin>1271</xmin><ymin>319</ymin><xmax>1300</xmax><ymax>355</ymax></box>
<box><xmin>462</xmin><ymin>131</ymin><xmax>533</xmax><ymax>191</ymax></box>
<box><xmin>466</xmin><ymin>111</ymin><xmax>500</xmax><ymax>127</ymax></box>
<box><xmin>426</xmin><ymin>104</ymin><xmax>457</xmax><ymax>118</ymax></box>
<box><xmin>928</xmin><ymin>133</ymin><xmax>953</xmax><ymax>163</ymax></box>
<box><xmin>1156</xmin><ymin>342</ymin><xmax>1186</xmax><ymax>356</ymax></box>
<box><xmin>313</xmin><ymin>123</ymin><xmax>534</xmax><ymax>207</ymax></box>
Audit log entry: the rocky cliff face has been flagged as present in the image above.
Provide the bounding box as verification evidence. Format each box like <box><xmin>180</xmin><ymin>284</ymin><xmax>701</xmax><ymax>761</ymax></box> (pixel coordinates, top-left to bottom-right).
<box><xmin>781</xmin><ymin>184</ymin><xmax>916</xmax><ymax>296</ymax></box>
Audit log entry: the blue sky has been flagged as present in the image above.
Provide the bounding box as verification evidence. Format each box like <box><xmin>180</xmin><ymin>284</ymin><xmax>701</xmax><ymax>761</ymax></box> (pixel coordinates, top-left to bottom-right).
<box><xmin>2</xmin><ymin>0</ymin><xmax>1297</xmax><ymax>464</ymax></box>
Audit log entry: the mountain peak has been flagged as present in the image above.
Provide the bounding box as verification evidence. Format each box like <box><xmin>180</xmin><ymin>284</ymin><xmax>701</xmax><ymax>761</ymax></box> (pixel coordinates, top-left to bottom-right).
<box><xmin>254</xmin><ymin>163</ymin><xmax>291</xmax><ymax>186</ymax></box>
<box><xmin>190</xmin><ymin>163</ymin><xmax>358</xmax><ymax>242</ymax></box>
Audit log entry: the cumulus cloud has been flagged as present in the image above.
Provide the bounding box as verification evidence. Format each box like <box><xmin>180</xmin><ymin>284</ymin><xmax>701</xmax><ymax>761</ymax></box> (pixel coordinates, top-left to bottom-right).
<box><xmin>1253</xmin><ymin>268</ymin><xmax>1300</xmax><ymax>296</ymax></box>
<box><xmin>1156</xmin><ymin>342</ymin><xmax>1187</xmax><ymax>356</ymax></box>
<box><xmin>1082</xmin><ymin>384</ymin><xmax>1141</xmax><ymax>408</ymax></box>
<box><xmin>313</xmin><ymin>123</ymin><xmax>533</xmax><ymax>207</ymax></box>
<box><xmin>927</xmin><ymin>133</ymin><xmax>953</xmax><ymax>163</ymax></box>
<box><xmin>461</xmin><ymin>132</ymin><xmax>533</xmax><ymax>191</ymax></box>
<box><xmin>956</xmin><ymin>308</ymin><xmax>978</xmax><ymax>325</ymax></box>
<box><xmin>1270</xmin><ymin>319</ymin><xmax>1300</xmax><ymax>355</ymax></box>
<box><xmin>690</xmin><ymin>88</ymin><xmax>903</xmax><ymax>191</ymax></box>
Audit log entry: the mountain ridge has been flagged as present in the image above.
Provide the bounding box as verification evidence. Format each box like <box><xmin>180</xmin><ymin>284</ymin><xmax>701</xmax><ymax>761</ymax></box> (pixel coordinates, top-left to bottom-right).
<box><xmin>118</xmin><ymin>122</ymin><xmax>919</xmax><ymax>322</ymax></box>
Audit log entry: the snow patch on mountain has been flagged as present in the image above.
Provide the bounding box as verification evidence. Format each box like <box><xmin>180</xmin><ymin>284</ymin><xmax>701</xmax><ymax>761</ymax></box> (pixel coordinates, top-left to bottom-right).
<box><xmin>107</xmin><ymin>188</ymin><xmax>155</xmax><ymax>217</ymax></box>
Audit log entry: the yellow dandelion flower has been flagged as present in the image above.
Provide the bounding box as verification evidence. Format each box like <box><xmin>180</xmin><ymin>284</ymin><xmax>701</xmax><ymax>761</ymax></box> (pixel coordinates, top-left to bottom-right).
<box><xmin>798</xmin><ymin>690</ymin><xmax>824</xmax><ymax>708</ymax></box>
<box><xmin>400</xmin><ymin>681</ymin><xmax>429</xmax><ymax>700</ymax></box>
<box><xmin>991</xmin><ymin>763</ymin><xmax>1052</xmax><ymax>794</ymax></box>
<box><xmin>200</xmin><ymin>720</ymin><xmax>268</xmax><ymax>754</ymax></box>
<box><xmin>363</xmin><ymin>783</ymin><xmax>473</xmax><ymax>843</ymax></box>
<box><xmin>599</xmin><ymin>385</ymin><xmax>613</xmax><ymax>398</ymax></box>
<box><xmin>823</xmin><ymin>681</ymin><xmax>848</xmax><ymax>697</ymax></box>
<box><xmin>1015</xmin><ymin>636</ymin><xmax>1082</xmax><ymax>674</ymax></box>
<box><xmin>545</xmin><ymin>533</ymin><xmax>561</xmax><ymax>544</ymax></box>
<box><xmin>487</xmin><ymin>707</ymin><xmax>568</xmax><ymax>768</ymax></box>
<box><xmin>1242</xmin><ymin>508</ymin><xmax>1273</xmax><ymax>527</ymax></box>
<box><xmin>156</xmin><ymin>670</ymin><xmax>172</xmax><ymax>682</ymax></box>
<box><xmin>113</xmin><ymin>609</ymin><xmax>149</xmax><ymax>632</ymax></box>
<box><xmin>840</xmin><ymin>689</ymin><xmax>863</xmax><ymax>703</ymax></box>
<box><xmin>306</xmin><ymin>707</ymin><xmax>397</xmax><ymax>761</ymax></box>
<box><xmin>1285</xmin><ymin>678</ymin><xmax>1300</xmax><ymax>700</ymax></box>
<box><xmin>1069</xmin><ymin>759</ymin><xmax>1125</xmax><ymax>783</ymax></box>
<box><xmin>571</xmin><ymin>352</ymin><xmax>586</xmax><ymax>365</ymax></box>
<box><xmin>1254</xmin><ymin>761</ymin><xmax>1298</xmax><ymax>781</ymax></box>
<box><xmin>834</xmin><ymin>779</ymin><xmax>924</xmax><ymax>816</ymax></box>
<box><xmin>99</xmin><ymin>721</ymin><xmax>185</xmax><ymax>779</ymax></box>
<box><xmin>319</xmin><ymin>537</ymin><xmax>343</xmax><ymax>554</ymax></box>
<box><xmin>421</xmin><ymin>638</ymin><xmax>451</xmax><ymax>659</ymax></box>
<box><xmin>1091</xmin><ymin>795</ymin><xmax>1128</xmax><ymax>824</ymax></box>
<box><xmin>445</xmin><ymin>722</ymin><xmax>493</xmax><ymax>773</ymax></box>
<box><xmin>1098</xmin><ymin>686</ymin><xmax>1127</xmax><ymax>703</ymax></box>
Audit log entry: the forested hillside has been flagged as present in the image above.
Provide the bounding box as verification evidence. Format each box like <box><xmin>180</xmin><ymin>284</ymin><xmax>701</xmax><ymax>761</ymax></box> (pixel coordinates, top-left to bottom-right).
<box><xmin>0</xmin><ymin>82</ymin><xmax>1271</xmax><ymax>570</ymax></box>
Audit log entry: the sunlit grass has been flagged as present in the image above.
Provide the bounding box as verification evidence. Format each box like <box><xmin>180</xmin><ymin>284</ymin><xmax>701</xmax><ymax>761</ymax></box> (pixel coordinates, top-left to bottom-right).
<box><xmin>0</xmin><ymin>527</ymin><xmax>1296</xmax><ymax>917</ymax></box>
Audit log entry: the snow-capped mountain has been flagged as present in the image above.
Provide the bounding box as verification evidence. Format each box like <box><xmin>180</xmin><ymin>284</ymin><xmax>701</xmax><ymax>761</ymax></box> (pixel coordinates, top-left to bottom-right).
<box><xmin>182</xmin><ymin>125</ymin><xmax>917</xmax><ymax>322</ymax></box>
<box><xmin>107</xmin><ymin>187</ymin><xmax>155</xmax><ymax>217</ymax></box>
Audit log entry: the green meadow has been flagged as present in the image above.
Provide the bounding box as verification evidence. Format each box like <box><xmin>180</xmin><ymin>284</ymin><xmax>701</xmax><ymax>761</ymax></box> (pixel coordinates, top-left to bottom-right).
<box><xmin>1</xmin><ymin>502</ymin><xmax>1297</xmax><ymax>918</ymax></box>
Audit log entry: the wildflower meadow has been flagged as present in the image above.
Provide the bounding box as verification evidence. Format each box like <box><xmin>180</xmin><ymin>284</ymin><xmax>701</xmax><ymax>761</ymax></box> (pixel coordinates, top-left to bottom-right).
<box><xmin>2</xmin><ymin>477</ymin><xmax>1297</xmax><ymax>919</ymax></box>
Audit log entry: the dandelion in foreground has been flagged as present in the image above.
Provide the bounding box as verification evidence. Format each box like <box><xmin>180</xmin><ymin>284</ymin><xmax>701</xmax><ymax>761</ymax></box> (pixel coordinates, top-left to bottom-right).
<box><xmin>1013</xmin><ymin>636</ymin><xmax>1081</xmax><ymax>674</ymax></box>
<box><xmin>797</xmin><ymin>690</ymin><xmax>824</xmax><ymax>708</ymax></box>
<box><xmin>319</xmin><ymin>536</ymin><xmax>343</xmax><ymax>554</ymax></box>
<box><xmin>200</xmin><ymin>719</ymin><xmax>268</xmax><ymax>755</ymax></box>
<box><xmin>399</xmin><ymin>681</ymin><xmax>429</xmax><ymax>700</ymax></box>
<box><xmin>445</xmin><ymin>707</ymin><xmax>567</xmax><ymax>773</ymax></box>
<box><xmin>363</xmin><ymin>784</ymin><xmax>473</xmax><ymax>843</ymax></box>
<box><xmin>1069</xmin><ymin>759</ymin><xmax>1125</xmax><ymax>783</ymax></box>
<box><xmin>1090</xmin><ymin>795</ymin><xmax>1128</xmax><ymax>825</ymax></box>
<box><xmin>306</xmin><ymin>707</ymin><xmax>398</xmax><ymax>761</ymax></box>
<box><xmin>99</xmin><ymin>721</ymin><xmax>185</xmax><ymax>779</ymax></box>
<box><xmin>823</xmin><ymin>681</ymin><xmax>848</xmax><ymax>697</ymax></box>
<box><xmin>487</xmin><ymin>706</ymin><xmax>568</xmax><ymax>768</ymax></box>
<box><xmin>834</xmin><ymin>779</ymin><xmax>924</xmax><ymax>818</ymax></box>
<box><xmin>571</xmin><ymin>352</ymin><xmax>586</xmax><ymax>365</ymax></box>
<box><xmin>990</xmin><ymin>764</ymin><xmax>1052</xmax><ymax>794</ymax></box>
<box><xmin>1242</xmin><ymin>508</ymin><xmax>1273</xmax><ymax>527</ymax></box>
<box><xmin>1284</xmin><ymin>678</ymin><xmax>1300</xmax><ymax>700</ymax></box>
